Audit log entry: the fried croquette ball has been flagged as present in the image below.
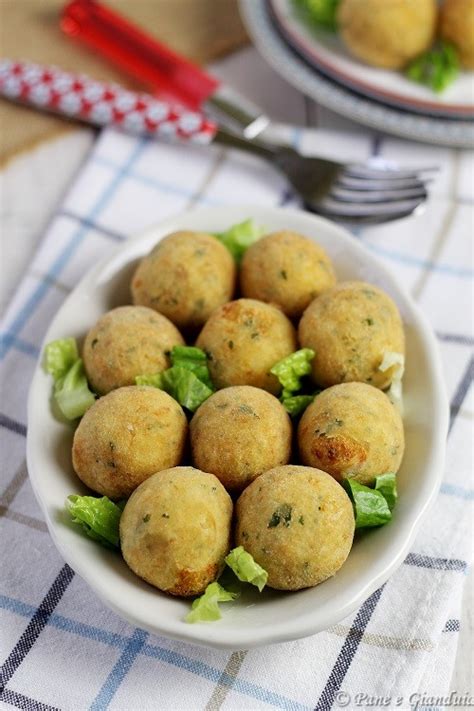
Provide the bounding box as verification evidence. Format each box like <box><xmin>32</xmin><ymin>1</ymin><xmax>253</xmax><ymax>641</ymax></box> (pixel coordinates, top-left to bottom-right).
<box><xmin>131</xmin><ymin>231</ymin><xmax>236</xmax><ymax>330</ymax></box>
<box><xmin>440</xmin><ymin>0</ymin><xmax>474</xmax><ymax>69</ymax></box>
<box><xmin>72</xmin><ymin>386</ymin><xmax>187</xmax><ymax>499</ymax></box>
<box><xmin>298</xmin><ymin>383</ymin><xmax>404</xmax><ymax>486</ymax></box>
<box><xmin>82</xmin><ymin>306</ymin><xmax>184</xmax><ymax>395</ymax></box>
<box><xmin>195</xmin><ymin>299</ymin><xmax>297</xmax><ymax>394</ymax></box>
<box><xmin>190</xmin><ymin>386</ymin><xmax>292</xmax><ymax>493</ymax></box>
<box><xmin>298</xmin><ymin>281</ymin><xmax>405</xmax><ymax>389</ymax></box>
<box><xmin>120</xmin><ymin>467</ymin><xmax>233</xmax><ymax>596</ymax></box>
<box><xmin>235</xmin><ymin>465</ymin><xmax>354</xmax><ymax>590</ymax></box>
<box><xmin>240</xmin><ymin>231</ymin><xmax>336</xmax><ymax>319</ymax></box>
<box><xmin>338</xmin><ymin>0</ymin><xmax>437</xmax><ymax>69</ymax></box>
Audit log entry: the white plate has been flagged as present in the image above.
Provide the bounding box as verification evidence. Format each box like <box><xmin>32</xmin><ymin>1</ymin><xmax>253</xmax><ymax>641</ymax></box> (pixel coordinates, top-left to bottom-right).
<box><xmin>240</xmin><ymin>0</ymin><xmax>474</xmax><ymax>148</ymax></box>
<box><xmin>270</xmin><ymin>0</ymin><xmax>474</xmax><ymax>119</ymax></box>
<box><xmin>27</xmin><ymin>205</ymin><xmax>449</xmax><ymax>650</ymax></box>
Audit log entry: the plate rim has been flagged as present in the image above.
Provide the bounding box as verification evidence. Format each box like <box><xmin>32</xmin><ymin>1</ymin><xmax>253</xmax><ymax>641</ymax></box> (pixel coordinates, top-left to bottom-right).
<box><xmin>26</xmin><ymin>204</ymin><xmax>449</xmax><ymax>649</ymax></box>
<box><xmin>269</xmin><ymin>0</ymin><xmax>474</xmax><ymax>119</ymax></box>
<box><xmin>239</xmin><ymin>0</ymin><xmax>474</xmax><ymax>149</ymax></box>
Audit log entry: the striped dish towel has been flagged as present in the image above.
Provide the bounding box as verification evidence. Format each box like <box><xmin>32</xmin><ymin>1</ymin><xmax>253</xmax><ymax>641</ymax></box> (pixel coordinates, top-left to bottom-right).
<box><xmin>0</xmin><ymin>127</ymin><xmax>473</xmax><ymax>711</ymax></box>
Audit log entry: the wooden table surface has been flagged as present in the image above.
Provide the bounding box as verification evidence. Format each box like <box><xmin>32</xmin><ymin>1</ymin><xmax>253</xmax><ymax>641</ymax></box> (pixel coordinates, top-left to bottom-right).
<box><xmin>0</xmin><ymin>0</ymin><xmax>248</xmax><ymax>165</ymax></box>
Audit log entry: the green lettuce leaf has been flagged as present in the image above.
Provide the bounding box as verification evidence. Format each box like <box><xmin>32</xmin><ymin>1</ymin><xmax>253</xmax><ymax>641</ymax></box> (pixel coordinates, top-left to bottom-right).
<box><xmin>406</xmin><ymin>41</ymin><xmax>459</xmax><ymax>93</ymax></box>
<box><xmin>162</xmin><ymin>367</ymin><xmax>213</xmax><ymax>412</ymax></box>
<box><xmin>270</xmin><ymin>348</ymin><xmax>315</xmax><ymax>394</ymax></box>
<box><xmin>225</xmin><ymin>546</ymin><xmax>268</xmax><ymax>592</ymax></box>
<box><xmin>281</xmin><ymin>393</ymin><xmax>316</xmax><ymax>417</ymax></box>
<box><xmin>170</xmin><ymin>346</ymin><xmax>213</xmax><ymax>389</ymax></box>
<box><xmin>54</xmin><ymin>359</ymin><xmax>96</xmax><ymax>420</ymax></box>
<box><xmin>66</xmin><ymin>494</ymin><xmax>122</xmax><ymax>548</ymax></box>
<box><xmin>185</xmin><ymin>582</ymin><xmax>239</xmax><ymax>623</ymax></box>
<box><xmin>294</xmin><ymin>0</ymin><xmax>340</xmax><ymax>30</ymax></box>
<box><xmin>135</xmin><ymin>373</ymin><xmax>164</xmax><ymax>388</ymax></box>
<box><xmin>137</xmin><ymin>367</ymin><xmax>212</xmax><ymax>412</ymax></box>
<box><xmin>345</xmin><ymin>479</ymin><xmax>392</xmax><ymax>529</ymax></box>
<box><xmin>44</xmin><ymin>338</ymin><xmax>95</xmax><ymax>420</ymax></box>
<box><xmin>374</xmin><ymin>473</ymin><xmax>398</xmax><ymax>512</ymax></box>
<box><xmin>44</xmin><ymin>338</ymin><xmax>79</xmax><ymax>380</ymax></box>
<box><xmin>214</xmin><ymin>219</ymin><xmax>265</xmax><ymax>263</ymax></box>
<box><xmin>216</xmin><ymin>566</ymin><xmax>245</xmax><ymax>596</ymax></box>
<box><xmin>135</xmin><ymin>346</ymin><xmax>214</xmax><ymax>412</ymax></box>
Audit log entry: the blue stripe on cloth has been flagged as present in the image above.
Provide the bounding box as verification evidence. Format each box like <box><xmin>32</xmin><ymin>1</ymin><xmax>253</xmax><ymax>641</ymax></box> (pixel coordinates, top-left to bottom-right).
<box><xmin>314</xmin><ymin>586</ymin><xmax>385</xmax><ymax>710</ymax></box>
<box><xmin>141</xmin><ymin>643</ymin><xmax>310</xmax><ymax>711</ymax></box>
<box><xmin>404</xmin><ymin>553</ymin><xmax>467</xmax><ymax>572</ymax></box>
<box><xmin>0</xmin><ymin>594</ymin><xmax>127</xmax><ymax>650</ymax></box>
<box><xmin>363</xmin><ymin>242</ymin><xmax>474</xmax><ymax>279</ymax></box>
<box><xmin>0</xmin><ymin>596</ymin><xmax>36</xmax><ymax>617</ymax></box>
<box><xmin>58</xmin><ymin>210</ymin><xmax>127</xmax><ymax>243</ymax></box>
<box><xmin>0</xmin><ymin>139</ymin><xmax>148</xmax><ymax>362</ymax></box>
<box><xmin>92</xmin><ymin>155</ymin><xmax>222</xmax><ymax>206</ymax></box>
<box><xmin>0</xmin><ymin>334</ymin><xmax>40</xmax><ymax>358</ymax></box>
<box><xmin>0</xmin><ymin>687</ymin><xmax>60</xmax><ymax>711</ymax></box>
<box><xmin>0</xmin><ymin>333</ymin><xmax>41</xmax><ymax>361</ymax></box>
<box><xmin>0</xmin><ymin>593</ymin><xmax>309</xmax><ymax>711</ymax></box>
<box><xmin>0</xmin><ymin>413</ymin><xmax>27</xmax><ymax>437</ymax></box>
<box><xmin>90</xmin><ymin>628</ymin><xmax>148</xmax><ymax>711</ymax></box>
<box><xmin>436</xmin><ymin>331</ymin><xmax>474</xmax><ymax>347</ymax></box>
<box><xmin>0</xmin><ymin>565</ymin><xmax>74</xmax><ymax>693</ymax></box>
<box><xmin>440</xmin><ymin>482</ymin><xmax>474</xmax><ymax>500</ymax></box>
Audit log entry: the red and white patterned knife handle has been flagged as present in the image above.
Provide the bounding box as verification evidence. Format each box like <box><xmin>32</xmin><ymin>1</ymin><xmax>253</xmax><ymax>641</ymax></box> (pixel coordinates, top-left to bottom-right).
<box><xmin>0</xmin><ymin>59</ymin><xmax>217</xmax><ymax>144</ymax></box>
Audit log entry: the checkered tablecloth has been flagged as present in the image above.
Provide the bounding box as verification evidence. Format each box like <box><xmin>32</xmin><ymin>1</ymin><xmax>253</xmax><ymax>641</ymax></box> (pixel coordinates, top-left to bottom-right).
<box><xmin>1</xmin><ymin>105</ymin><xmax>473</xmax><ymax>710</ymax></box>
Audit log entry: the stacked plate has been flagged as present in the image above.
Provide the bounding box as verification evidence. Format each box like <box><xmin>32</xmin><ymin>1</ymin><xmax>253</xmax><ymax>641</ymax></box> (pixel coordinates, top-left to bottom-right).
<box><xmin>240</xmin><ymin>0</ymin><xmax>474</xmax><ymax>148</ymax></box>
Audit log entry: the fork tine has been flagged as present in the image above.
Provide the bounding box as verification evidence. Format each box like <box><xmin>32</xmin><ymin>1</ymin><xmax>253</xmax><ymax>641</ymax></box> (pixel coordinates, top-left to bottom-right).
<box><xmin>213</xmin><ymin>127</ymin><xmax>432</xmax><ymax>226</ymax></box>
<box><xmin>337</xmin><ymin>174</ymin><xmax>428</xmax><ymax>191</ymax></box>
<box><xmin>315</xmin><ymin>196</ymin><xmax>425</xmax><ymax>218</ymax></box>
<box><xmin>345</xmin><ymin>164</ymin><xmax>437</xmax><ymax>180</ymax></box>
<box><xmin>330</xmin><ymin>185</ymin><xmax>427</xmax><ymax>203</ymax></box>
<box><xmin>319</xmin><ymin>209</ymin><xmax>421</xmax><ymax>226</ymax></box>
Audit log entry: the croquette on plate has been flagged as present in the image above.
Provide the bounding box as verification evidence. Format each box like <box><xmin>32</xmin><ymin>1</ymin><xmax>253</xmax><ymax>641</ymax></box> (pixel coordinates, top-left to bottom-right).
<box><xmin>298</xmin><ymin>281</ymin><xmax>405</xmax><ymax>389</ymax></box>
<box><xmin>235</xmin><ymin>465</ymin><xmax>355</xmax><ymax>590</ymax></box>
<box><xmin>298</xmin><ymin>382</ymin><xmax>405</xmax><ymax>486</ymax></box>
<box><xmin>190</xmin><ymin>385</ymin><xmax>292</xmax><ymax>493</ymax></box>
<box><xmin>240</xmin><ymin>230</ymin><xmax>336</xmax><ymax>319</ymax></box>
<box><xmin>72</xmin><ymin>386</ymin><xmax>187</xmax><ymax>499</ymax></box>
<box><xmin>131</xmin><ymin>231</ymin><xmax>236</xmax><ymax>330</ymax></box>
<box><xmin>120</xmin><ymin>467</ymin><xmax>233</xmax><ymax>596</ymax></box>
<box><xmin>337</xmin><ymin>0</ymin><xmax>437</xmax><ymax>69</ymax></box>
<box><xmin>440</xmin><ymin>0</ymin><xmax>474</xmax><ymax>69</ymax></box>
<box><xmin>83</xmin><ymin>305</ymin><xmax>184</xmax><ymax>395</ymax></box>
<box><xmin>196</xmin><ymin>298</ymin><xmax>297</xmax><ymax>394</ymax></box>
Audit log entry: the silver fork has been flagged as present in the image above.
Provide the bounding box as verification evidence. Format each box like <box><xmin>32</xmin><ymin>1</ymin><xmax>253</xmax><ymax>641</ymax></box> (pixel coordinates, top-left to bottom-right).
<box><xmin>214</xmin><ymin>126</ymin><xmax>432</xmax><ymax>226</ymax></box>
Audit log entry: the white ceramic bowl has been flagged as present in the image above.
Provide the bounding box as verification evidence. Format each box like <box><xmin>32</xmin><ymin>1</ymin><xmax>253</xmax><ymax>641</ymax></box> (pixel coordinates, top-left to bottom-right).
<box><xmin>27</xmin><ymin>205</ymin><xmax>448</xmax><ymax>649</ymax></box>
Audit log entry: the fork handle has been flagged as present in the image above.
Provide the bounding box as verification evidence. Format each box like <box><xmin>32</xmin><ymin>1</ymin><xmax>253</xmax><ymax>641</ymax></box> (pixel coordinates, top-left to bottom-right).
<box><xmin>0</xmin><ymin>59</ymin><xmax>217</xmax><ymax>143</ymax></box>
<box><xmin>0</xmin><ymin>58</ymin><xmax>277</xmax><ymax>157</ymax></box>
<box><xmin>213</xmin><ymin>127</ymin><xmax>278</xmax><ymax>160</ymax></box>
